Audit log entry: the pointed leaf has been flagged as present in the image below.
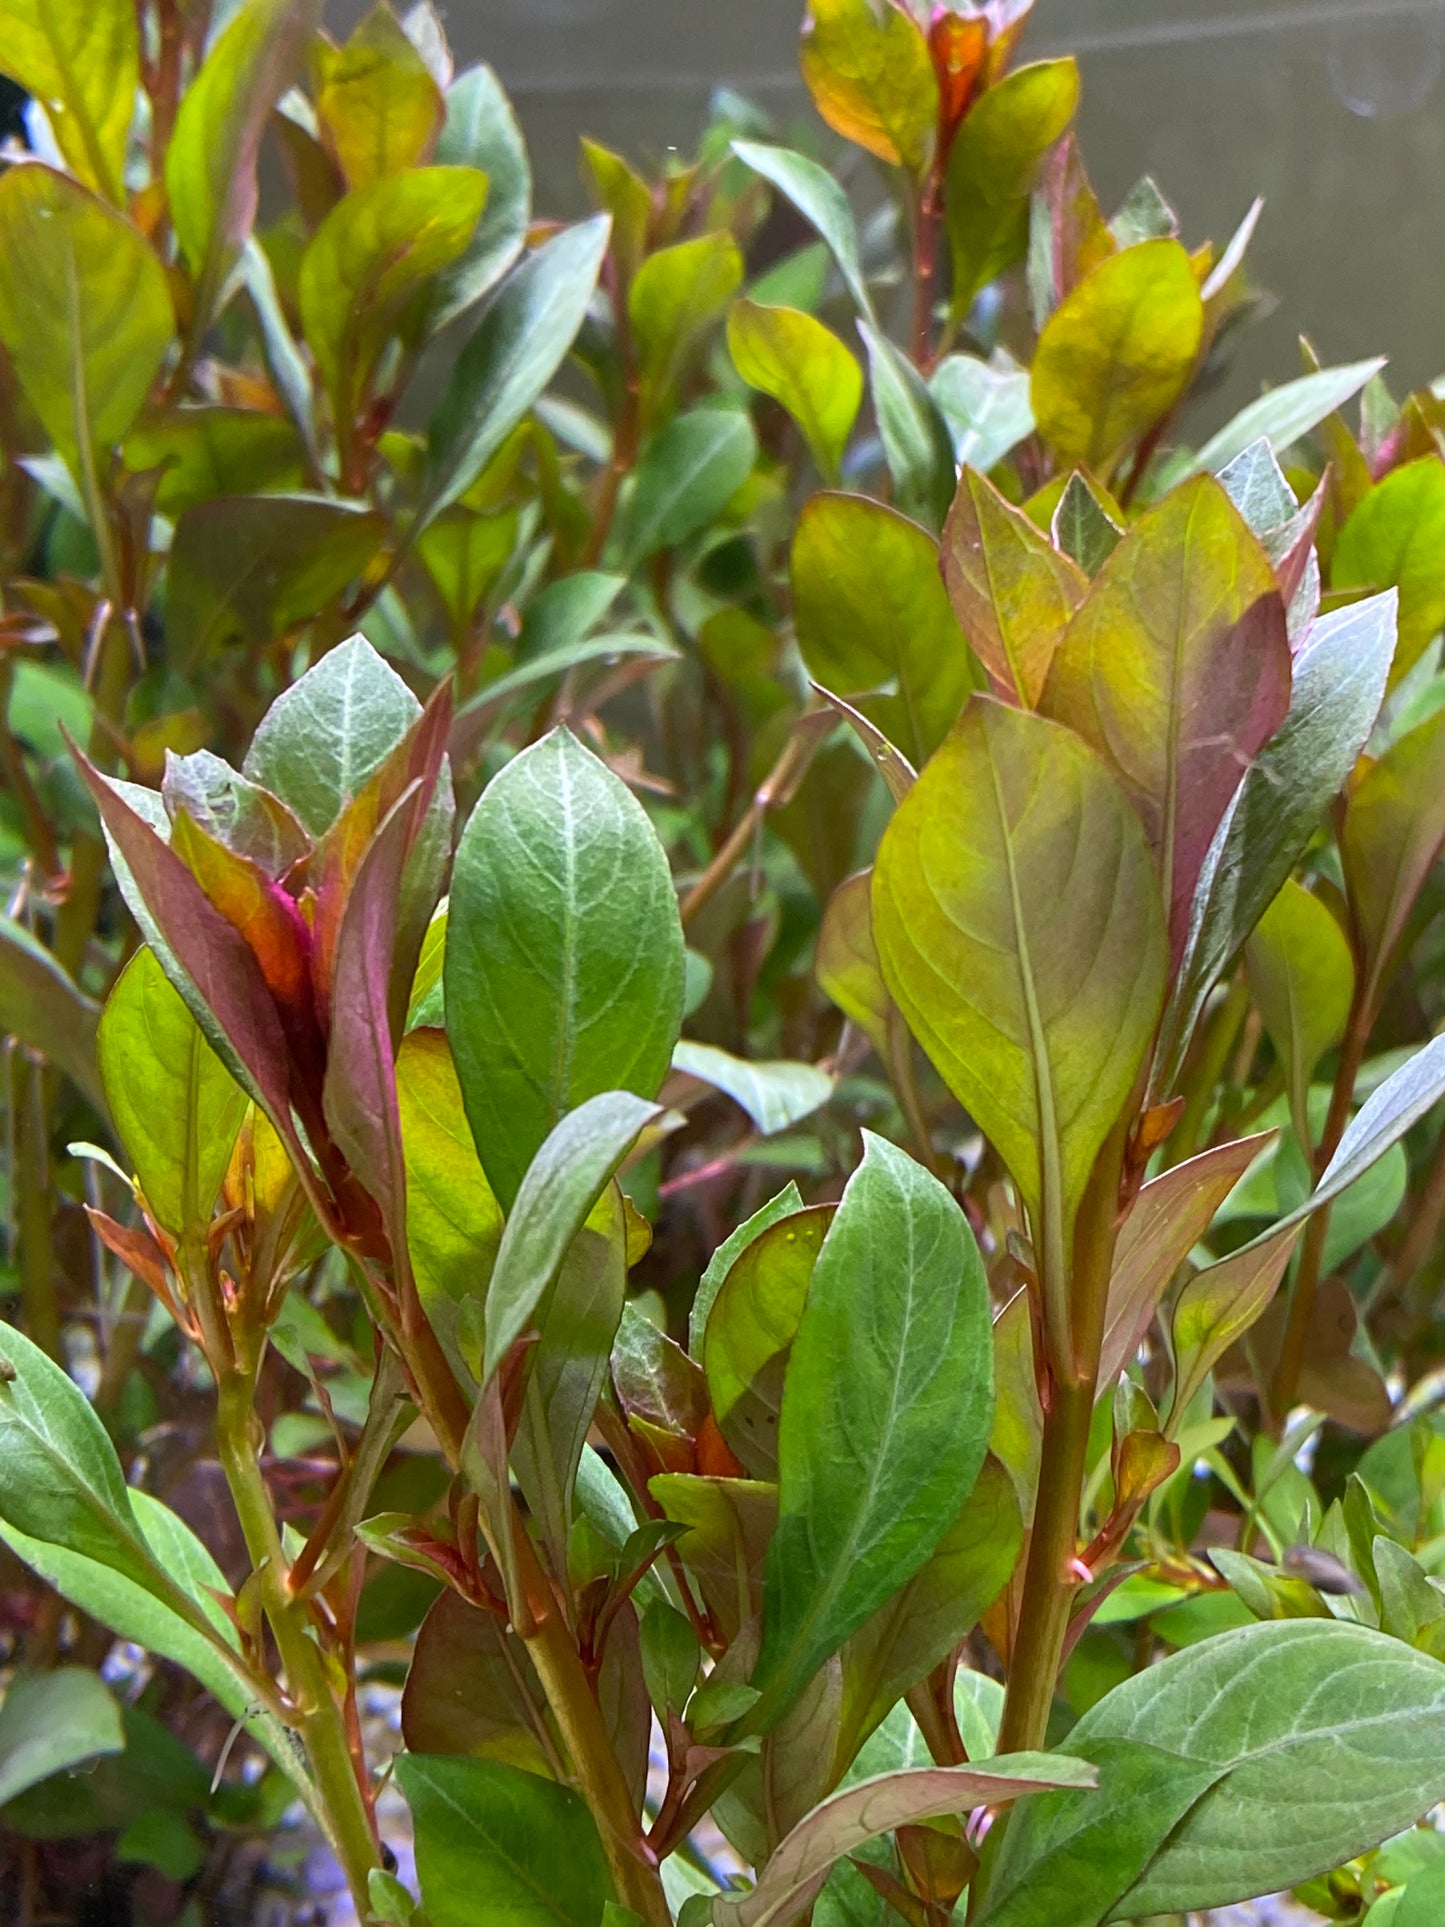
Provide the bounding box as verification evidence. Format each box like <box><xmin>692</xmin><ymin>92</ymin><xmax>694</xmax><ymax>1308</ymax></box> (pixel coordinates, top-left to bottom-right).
<box><xmin>1157</xmin><ymin>590</ymin><xmax>1397</xmax><ymax>1095</ymax></box>
<box><xmin>445</xmin><ymin>728</ymin><xmax>683</xmax><ymax>1210</ymax></box>
<box><xmin>397</xmin><ymin>1028</ymin><xmax>503</xmax><ymax>1343</ymax></box>
<box><xmin>1042</xmin><ymin>475</ymin><xmax>1291</xmax><ymax>957</ymax></box>
<box><xmin>690</xmin><ymin>1183</ymin><xmax>804</xmax><ymax>1358</ymax></box>
<box><xmin>860</xmin><ymin>322</ymin><xmax>956</xmax><ymax>530</ymax></box>
<box><xmin>1099</xmin><ymin>1134</ymin><xmax>1273</xmax><ymax>1391</ymax></box>
<box><xmin>942</xmin><ymin>467</ymin><xmax>1087</xmax><ymax>707</ymax></box>
<box><xmin>930</xmin><ymin>352</ymin><xmax>1035</xmax><ymax>475</ymax></box>
<box><xmin>753</xmin><ymin>1134</ymin><xmax>992</xmax><ymax>1724</ymax></box>
<box><xmin>800</xmin><ymin>0</ymin><xmax>937</xmax><ymax>172</ymax></box>
<box><xmin>946</xmin><ymin>59</ymin><xmax>1080</xmax><ymax>320</ymax></box>
<box><xmin>167</xmin><ymin>0</ymin><xmax>320</xmax><ymax>316</ymax></box>
<box><xmin>1171</xmin><ymin>1223</ymin><xmax>1302</xmax><ymax>1419</ymax></box>
<box><xmin>793</xmin><ymin>493</ymin><xmax>973</xmax><ymax>767</ymax></box>
<box><xmin>99</xmin><ymin>947</ymin><xmax>247</xmax><ymax>1238</ymax></box>
<box><xmin>1031</xmin><ymin>239</ymin><xmax>1203</xmax><ymax>477</ymax></box>
<box><xmin>1050</xmin><ymin>471</ymin><xmax>1122</xmax><ymax>576</ymax></box>
<box><xmin>716</xmin><ymin>1754</ymin><xmax>1094</xmax><ymax>1927</ymax></box>
<box><xmin>1335</xmin><ymin>458</ymin><xmax>1445</xmax><ymax>684</ymax></box>
<box><xmin>430</xmin><ymin>64</ymin><xmax>531</xmax><ymax>330</ymax></box>
<box><xmin>731</xmin><ymin>141</ymin><xmax>876</xmax><ymax>323</ymax></box>
<box><xmin>421</xmin><ymin>216</ymin><xmax>611</xmax><ymax>531</ymax></box>
<box><xmin>1245</xmin><ymin>881</ymin><xmax>1354</xmax><ymax>1146</ymax></box>
<box><xmin>314</xmin><ymin>1</ymin><xmax>443</xmax><ymax>189</ymax></box>
<box><xmin>873</xmin><ymin>697</ymin><xmax>1166</xmax><ymax>1283</ymax></box>
<box><xmin>625</xmin><ymin>408</ymin><xmax>758</xmax><ymax>564</ymax></box>
<box><xmin>672</xmin><ymin>1041</ymin><xmax>833</xmax><ymax>1138</ymax></box>
<box><xmin>0</xmin><ymin>166</ymin><xmax>173</xmax><ymax>481</ymax></box>
<box><xmin>630</xmin><ymin>233</ymin><xmax>743</xmax><ymax>425</ymax></box>
<box><xmin>728</xmin><ymin>299</ymin><xmax>862</xmax><ymax>483</ymax></box>
<box><xmin>478</xmin><ymin>1091</ymin><xmax>660</xmax><ymax>1384</ymax></box>
<box><xmin>1184</xmin><ymin>357</ymin><xmax>1386</xmax><ymax>481</ymax></box>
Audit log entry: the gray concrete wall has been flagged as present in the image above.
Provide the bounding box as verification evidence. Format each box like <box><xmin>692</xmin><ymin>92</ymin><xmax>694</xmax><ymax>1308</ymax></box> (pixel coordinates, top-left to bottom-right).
<box><xmin>348</xmin><ymin>0</ymin><xmax>1445</xmax><ymax>417</ymax></box>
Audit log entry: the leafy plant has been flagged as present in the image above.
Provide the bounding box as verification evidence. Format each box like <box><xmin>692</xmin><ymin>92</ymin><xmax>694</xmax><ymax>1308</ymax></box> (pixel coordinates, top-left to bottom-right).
<box><xmin>4</xmin><ymin>2</ymin><xmax>1445</xmax><ymax>1925</ymax></box>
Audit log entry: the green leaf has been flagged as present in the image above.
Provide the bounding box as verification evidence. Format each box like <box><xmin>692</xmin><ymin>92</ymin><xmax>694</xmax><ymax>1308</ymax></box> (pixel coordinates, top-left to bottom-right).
<box><xmin>452</xmin><ymin>635</ymin><xmax>680</xmax><ymax>758</ymax></box>
<box><xmin>873</xmin><ymin>698</ymin><xmax>1166</xmax><ymax>1303</ymax></box>
<box><xmin>1048</xmin><ymin>1621</ymin><xmax>1445</xmax><ymax>1917</ymax></box>
<box><xmin>815</xmin><ymin>870</ymin><xmax>892</xmax><ymax>1057</ymax></box>
<box><xmin>445</xmin><ymin>727</ymin><xmax>684</xmax><ymax>1209</ymax></box>
<box><xmin>1342</xmin><ymin>699</ymin><xmax>1445</xmax><ymax>1014</ymax></box>
<box><xmin>859</xmin><ymin>322</ymin><xmax>956</xmax><ymax>530</ymax></box>
<box><xmin>930</xmin><ymin>353</ymin><xmax>1035</xmax><ymax>475</ymax></box>
<box><xmin>1396</xmin><ymin>1856</ymin><xmax>1445</xmax><ymax>1927</ymax></box>
<box><xmin>314</xmin><ymin>0</ymin><xmax>443</xmax><ymax>190</ymax></box>
<box><xmin>1245</xmin><ymin>881</ymin><xmax>1354</xmax><ymax>1149</ymax></box>
<box><xmin>704</xmin><ymin>1203</ymin><xmax>834</xmax><ymax>1480</ymax></box>
<box><xmin>1182</xmin><ymin>357</ymin><xmax>1385</xmax><ymax>480</ymax></box>
<box><xmin>299</xmin><ymin>168</ymin><xmax>487</xmax><ymax>424</ymax></box>
<box><xmin>836</xmin><ymin>1456</ymin><xmax>1021</xmax><ymax>1767</ymax></box>
<box><xmin>166</xmin><ymin>496</ymin><xmax>386</xmax><ymax>668</ymax></box>
<box><xmin>753</xmin><ymin>1134</ymin><xmax>992</xmax><ymax>1724</ymax></box>
<box><xmin>946</xmin><ymin>60</ymin><xmax>1081</xmax><ymax>320</ymax></box>
<box><xmin>98</xmin><ymin>947</ymin><xmax>247</xmax><ymax>1239</ymax></box>
<box><xmin>397</xmin><ymin>1754</ymin><xmax>613</xmax><ymax>1927</ymax></box>
<box><xmin>0</xmin><ymin>165</ymin><xmax>173</xmax><ymax>483</ymax></box>
<box><xmin>0</xmin><ymin>1669</ymin><xmax>124</xmax><ymax>1807</ymax></box>
<box><xmin>799</xmin><ymin>0</ymin><xmax>937</xmax><ymax>172</ymax></box>
<box><xmin>396</xmin><ymin>1027</ymin><xmax>503</xmax><ymax>1364</ymax></box>
<box><xmin>672</xmin><ymin>1041</ymin><xmax>833</xmax><ymax>1137</ymax></box>
<box><xmin>728</xmin><ymin>299</ymin><xmax>862</xmax><ymax>483</ymax></box>
<box><xmin>1157</xmin><ymin>590</ymin><xmax>1397</xmax><ymax>1095</ymax></box>
<box><xmin>0</xmin><ymin>916</ymin><xmax>103</xmax><ymax>1110</ymax></box>
<box><xmin>1042</xmin><ymin>475</ymin><xmax>1291</xmax><ymax>957</ymax></box>
<box><xmin>476</xmin><ymin>1092</ymin><xmax>660</xmax><ymax>1384</ymax></box>
<box><xmin>0</xmin><ymin>0</ymin><xmax>136</xmax><ymax>202</ymax></box>
<box><xmin>430</xmin><ymin>63</ymin><xmax>532</xmax><ymax>330</ymax></box>
<box><xmin>974</xmin><ymin>1738</ymin><xmax>1223</xmax><ymax>1927</ymax></box>
<box><xmin>689</xmin><ymin>1183</ymin><xmax>804</xmax><ymax>1356</ymax></box>
<box><xmin>1337</xmin><ymin>457</ymin><xmax>1445</xmax><ymax>686</ymax></box>
<box><xmin>124</xmin><ymin>406</ymin><xmax>305</xmax><ymax>515</ymax></box>
<box><xmin>1031</xmin><ymin>239</ymin><xmax>1203</xmax><ymax>478</ymax></box>
<box><xmin>1170</xmin><ymin>1224</ymin><xmax>1302</xmax><ymax>1419</ymax></box>
<box><xmin>731</xmin><ymin>141</ymin><xmax>876</xmax><ymax>323</ymax></box>
<box><xmin>626</xmin><ymin>408</ymin><xmax>758</xmax><ymax>564</ymax></box>
<box><xmin>1050</xmin><ymin>471</ymin><xmax>1123</xmax><ymax>575</ymax></box>
<box><xmin>630</xmin><ymin>232</ymin><xmax>744</xmax><ymax>424</ymax></box>
<box><xmin>166</xmin><ymin>0</ymin><xmax>319</xmax><ymax>321</ymax></box>
<box><xmin>421</xmin><ymin>217</ymin><xmax>611</xmax><ymax>532</ymax></box>
<box><xmin>243</xmin><ymin>633</ymin><xmax>424</xmax><ymax>837</ymax></box>
<box><xmin>1311</xmin><ymin>1028</ymin><xmax>1445</xmax><ymax>1217</ymax></box>
<box><xmin>792</xmin><ymin>492</ymin><xmax>973</xmax><ymax>767</ymax></box>
<box><xmin>942</xmin><ymin>466</ymin><xmax>1087</xmax><ymax>707</ymax></box>
<box><xmin>715</xmin><ymin>1754</ymin><xmax>1093</xmax><ymax>1927</ymax></box>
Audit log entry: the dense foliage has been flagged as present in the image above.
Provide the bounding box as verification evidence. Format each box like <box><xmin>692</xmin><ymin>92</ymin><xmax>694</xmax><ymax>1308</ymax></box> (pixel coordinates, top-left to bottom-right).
<box><xmin>4</xmin><ymin>1</ymin><xmax>1445</xmax><ymax>1924</ymax></box>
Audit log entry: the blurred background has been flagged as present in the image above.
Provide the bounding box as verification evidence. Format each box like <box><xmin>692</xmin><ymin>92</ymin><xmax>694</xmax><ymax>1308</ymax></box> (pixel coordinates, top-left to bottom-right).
<box><xmin>332</xmin><ymin>0</ymin><xmax>1445</xmax><ymax>419</ymax></box>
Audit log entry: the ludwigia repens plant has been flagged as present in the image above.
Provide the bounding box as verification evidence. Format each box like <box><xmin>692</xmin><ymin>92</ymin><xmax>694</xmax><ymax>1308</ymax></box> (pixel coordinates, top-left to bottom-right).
<box><xmin>8</xmin><ymin>1</ymin><xmax>1445</xmax><ymax>1924</ymax></box>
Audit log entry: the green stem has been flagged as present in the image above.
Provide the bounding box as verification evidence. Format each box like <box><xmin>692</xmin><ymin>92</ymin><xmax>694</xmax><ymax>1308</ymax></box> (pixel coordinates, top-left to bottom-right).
<box><xmin>215</xmin><ymin>1372</ymin><xmax>381</xmax><ymax>1914</ymax></box>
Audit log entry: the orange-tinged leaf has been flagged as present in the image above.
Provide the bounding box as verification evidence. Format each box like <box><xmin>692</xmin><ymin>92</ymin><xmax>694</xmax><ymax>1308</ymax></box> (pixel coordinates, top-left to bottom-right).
<box><xmin>170</xmin><ymin>809</ymin><xmax>314</xmax><ymax>1029</ymax></box>
<box><xmin>1042</xmin><ymin>476</ymin><xmax>1291</xmax><ymax>960</ymax></box>
<box><xmin>942</xmin><ymin>466</ymin><xmax>1087</xmax><ymax>706</ymax></box>
<box><xmin>801</xmin><ymin>0</ymin><xmax>939</xmax><ymax>173</ymax></box>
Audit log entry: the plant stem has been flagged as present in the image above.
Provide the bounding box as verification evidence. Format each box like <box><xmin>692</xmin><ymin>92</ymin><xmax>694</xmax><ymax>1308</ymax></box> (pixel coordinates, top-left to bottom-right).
<box><xmin>15</xmin><ymin>1059</ymin><xmax>58</xmax><ymax>1358</ymax></box>
<box><xmin>995</xmin><ymin>1120</ymin><xmax>1129</xmax><ymax>1756</ymax></box>
<box><xmin>679</xmin><ymin>712</ymin><xmax>830</xmax><ymax>927</ymax></box>
<box><xmin>215</xmin><ymin>1372</ymin><xmax>381</xmax><ymax>1915</ymax></box>
<box><xmin>909</xmin><ymin>165</ymin><xmax>944</xmax><ymax>370</ymax></box>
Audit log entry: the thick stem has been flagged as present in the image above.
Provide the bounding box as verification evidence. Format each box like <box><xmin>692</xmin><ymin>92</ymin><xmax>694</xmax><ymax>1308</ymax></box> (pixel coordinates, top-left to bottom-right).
<box><xmin>996</xmin><ymin>1122</ymin><xmax>1129</xmax><ymax>1756</ymax></box>
<box><xmin>215</xmin><ymin>1374</ymin><xmax>381</xmax><ymax>1914</ymax></box>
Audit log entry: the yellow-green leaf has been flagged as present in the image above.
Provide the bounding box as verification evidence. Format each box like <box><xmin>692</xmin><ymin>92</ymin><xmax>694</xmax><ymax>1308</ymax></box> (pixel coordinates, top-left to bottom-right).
<box><xmin>942</xmin><ymin>466</ymin><xmax>1088</xmax><ymax>707</ymax></box>
<box><xmin>792</xmin><ymin>492</ymin><xmax>975</xmax><ymax>767</ymax></box>
<box><xmin>0</xmin><ymin>0</ymin><xmax>136</xmax><ymax>202</ymax></box>
<box><xmin>816</xmin><ymin>871</ymin><xmax>891</xmax><ymax>1057</ymax></box>
<box><xmin>629</xmin><ymin>232</ymin><xmax>744</xmax><ymax>425</ymax></box>
<box><xmin>800</xmin><ymin>0</ymin><xmax>939</xmax><ymax>173</ymax></box>
<box><xmin>580</xmin><ymin>138</ymin><xmax>652</xmax><ymax>282</ymax></box>
<box><xmin>1342</xmin><ymin>702</ymin><xmax>1445</xmax><ymax>1017</ymax></box>
<box><xmin>1333</xmin><ymin>457</ymin><xmax>1445</xmax><ymax>685</ymax></box>
<box><xmin>1245</xmin><ymin>881</ymin><xmax>1354</xmax><ymax>1152</ymax></box>
<box><xmin>0</xmin><ymin>166</ymin><xmax>173</xmax><ymax>484</ymax></box>
<box><xmin>314</xmin><ymin>0</ymin><xmax>444</xmax><ymax>189</ymax></box>
<box><xmin>946</xmin><ymin>59</ymin><xmax>1080</xmax><ymax>320</ymax></box>
<box><xmin>1031</xmin><ymin>238</ymin><xmax>1203</xmax><ymax>478</ymax></box>
<box><xmin>727</xmin><ymin>299</ymin><xmax>862</xmax><ymax>484</ymax></box>
<box><xmin>873</xmin><ymin>697</ymin><xmax>1166</xmax><ymax>1309</ymax></box>
<box><xmin>300</xmin><ymin>167</ymin><xmax>487</xmax><ymax>425</ymax></box>
<box><xmin>1042</xmin><ymin>476</ymin><xmax>1291</xmax><ymax>957</ymax></box>
<box><xmin>166</xmin><ymin>0</ymin><xmax>320</xmax><ymax>322</ymax></box>
<box><xmin>98</xmin><ymin>948</ymin><xmax>247</xmax><ymax>1239</ymax></box>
